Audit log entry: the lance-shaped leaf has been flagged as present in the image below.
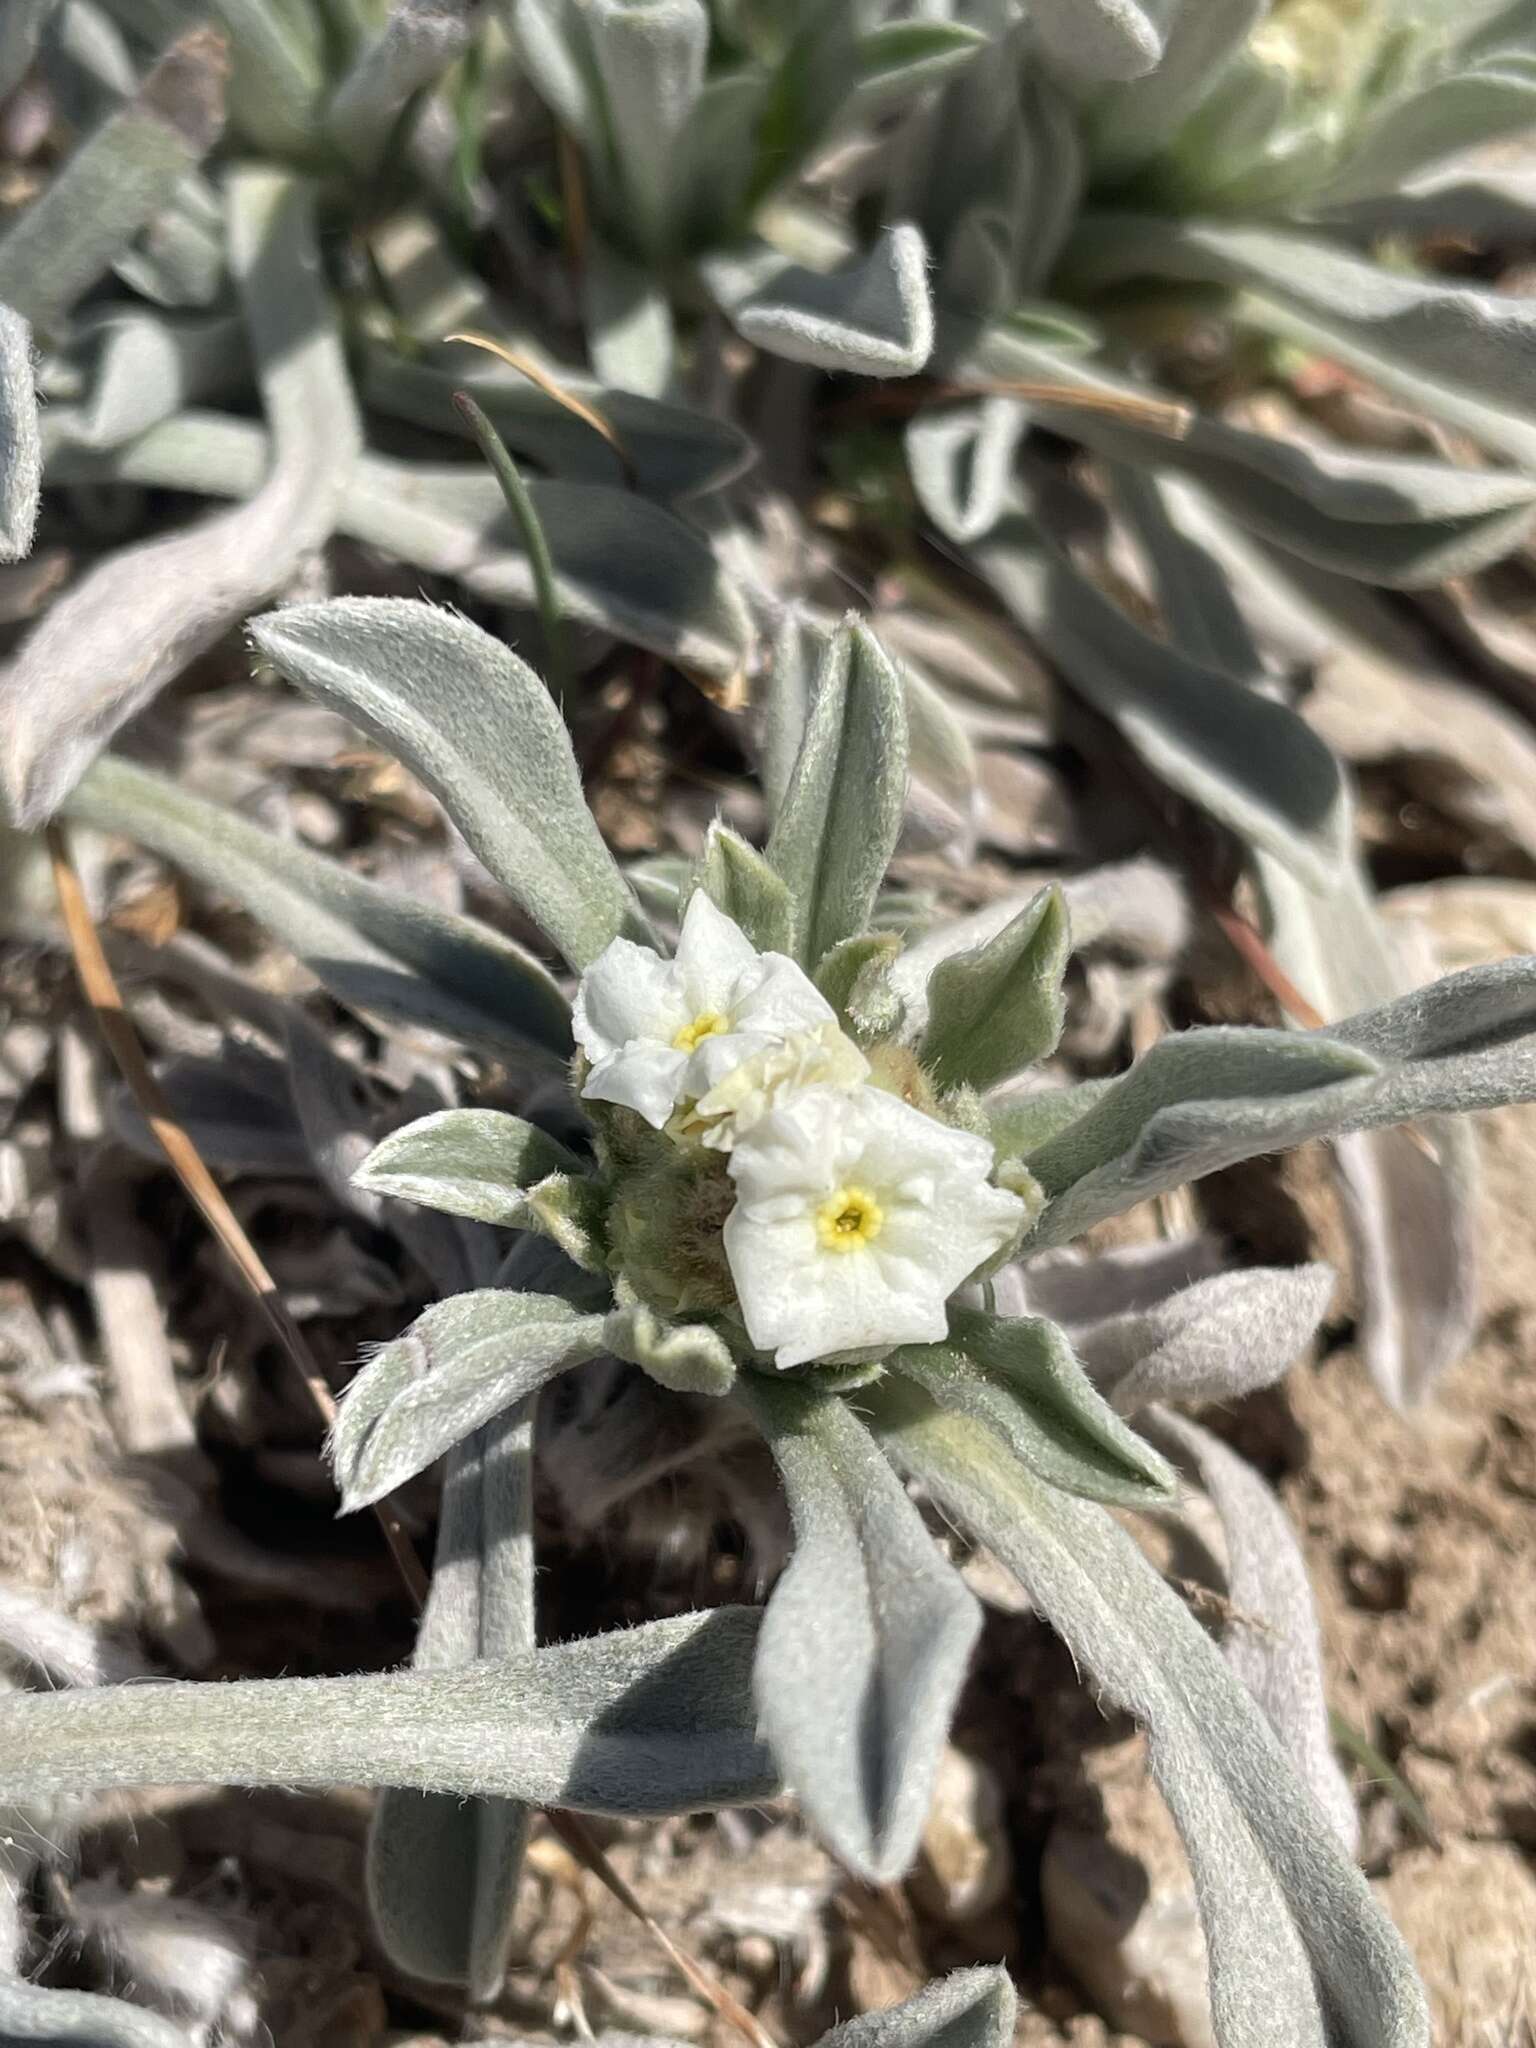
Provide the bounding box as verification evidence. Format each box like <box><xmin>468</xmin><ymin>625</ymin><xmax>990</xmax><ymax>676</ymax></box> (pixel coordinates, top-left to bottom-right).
<box><xmin>588</xmin><ymin>0</ymin><xmax>707</xmax><ymax>254</ymax></box>
<box><xmin>354</xmin><ymin>1109</ymin><xmax>585</xmax><ymax>1227</ymax></box>
<box><xmin>0</xmin><ymin>1607</ymin><xmax>778</xmax><ymax>1815</ymax></box>
<box><xmin>0</xmin><ymin>1982</ymin><xmax>193</xmax><ymax>2047</ymax></box>
<box><xmin>874</xmin><ymin>1388</ymin><xmax>1430</xmax><ymax>2048</ymax></box>
<box><xmin>972</xmin><ymin>520</ymin><xmax>1351</xmax><ymax>892</ymax></box>
<box><xmin>739</xmin><ymin>1374</ymin><xmax>981</xmax><ymax>1883</ymax></box>
<box><xmin>1</xmin><ymin>168</ymin><xmax>359</xmax><ymax>827</ymax></box>
<box><xmin>364</xmin><ymin>348</ymin><xmax>754</xmax><ymax>498</ymax></box>
<box><xmin>64</xmin><ymin>756</ymin><xmax>573</xmax><ymax>1062</ymax></box>
<box><xmin>1087</xmin><ymin>0</ymin><xmax>1263</xmax><ymax>173</ymax></box>
<box><xmin>0</xmin><ymin>28</ymin><xmax>225</xmax><ymax>334</ymax></box>
<box><xmin>920</xmin><ymin>884</ymin><xmax>1069</xmax><ymax>1093</ymax></box>
<box><xmin>690</xmin><ymin>821</ymin><xmax>794</xmax><ymax>955</ymax></box>
<box><xmin>1026</xmin><ymin>0</ymin><xmax>1169</xmax><ymax>81</ymax></box>
<box><xmin>369</xmin><ymin>1402</ymin><xmax>536</xmax><ymax>1999</ymax></box>
<box><xmin>1064</xmin><ymin>215</ymin><xmax>1536</xmax><ymax>472</ymax></box>
<box><xmin>1074</xmin><ymin>1263</ymin><xmax>1338</xmax><ymax>1415</ymax></box>
<box><xmin>250</xmin><ymin>597</ymin><xmax>637</xmax><ymax>969</ymax></box>
<box><xmin>326</xmin><ymin>0</ymin><xmax>480</xmax><ymax>172</ymax></box>
<box><xmin>711</xmin><ymin>225</ymin><xmax>935</xmax><ymax>378</ymax></box>
<box><xmin>1145</xmin><ymin>1410</ymin><xmax>1358</xmax><ymax>1851</ymax></box>
<box><xmin>819</xmin><ymin>1968</ymin><xmax>1016</xmax><ymax>2048</ymax></box>
<box><xmin>331</xmin><ymin>1290</ymin><xmax>609</xmax><ymax>1509</ymax></box>
<box><xmin>1318</xmin><ymin>56</ymin><xmax>1536</xmax><ymax>208</ymax></box>
<box><xmin>0</xmin><ymin>305</ymin><xmax>39</xmax><ymax>562</ymax></box>
<box><xmin>46</xmin><ymin>421</ymin><xmax>754</xmax><ymax>683</ymax></box>
<box><xmin>45</xmin><ymin>308</ymin><xmax>246</xmax><ymax>453</ymax></box>
<box><xmin>1022</xmin><ymin>958</ymin><xmax>1536</xmax><ymax>1248</ymax></box>
<box><xmin>845</xmin><ymin>21</ymin><xmax>987</xmax><ymax>125</ymax></box>
<box><xmin>767</xmin><ymin>621</ymin><xmax>909</xmax><ymax>968</ymax></box>
<box><xmin>889</xmin><ymin>1307</ymin><xmax>1176</xmax><ymax>1507</ymax></box>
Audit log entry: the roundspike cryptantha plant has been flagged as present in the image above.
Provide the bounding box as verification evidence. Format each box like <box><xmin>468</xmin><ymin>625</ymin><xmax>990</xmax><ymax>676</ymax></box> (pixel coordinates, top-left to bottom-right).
<box><xmin>15</xmin><ymin>593</ymin><xmax>1536</xmax><ymax>2048</ymax></box>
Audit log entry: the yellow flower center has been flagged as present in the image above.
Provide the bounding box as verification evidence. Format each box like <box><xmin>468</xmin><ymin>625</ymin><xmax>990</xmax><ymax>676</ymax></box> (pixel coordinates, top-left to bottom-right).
<box><xmin>673</xmin><ymin>1009</ymin><xmax>729</xmax><ymax>1052</ymax></box>
<box><xmin>815</xmin><ymin>1184</ymin><xmax>884</xmax><ymax>1254</ymax></box>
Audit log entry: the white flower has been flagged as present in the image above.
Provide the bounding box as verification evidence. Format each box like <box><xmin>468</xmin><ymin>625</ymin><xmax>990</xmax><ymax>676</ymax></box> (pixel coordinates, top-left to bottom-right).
<box><xmin>724</xmin><ymin>1084</ymin><xmax>1025</xmax><ymax>1368</ymax></box>
<box><xmin>690</xmin><ymin>1020</ymin><xmax>869</xmax><ymax>1149</ymax></box>
<box><xmin>573</xmin><ymin>891</ymin><xmax>855</xmax><ymax>1135</ymax></box>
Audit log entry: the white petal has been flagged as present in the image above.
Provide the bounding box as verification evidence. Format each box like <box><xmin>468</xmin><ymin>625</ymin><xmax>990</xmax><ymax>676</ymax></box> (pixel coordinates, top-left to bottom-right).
<box><xmin>573</xmin><ymin>938</ymin><xmax>683</xmax><ymax>1062</ymax></box>
<box><xmin>733</xmin><ymin>952</ymin><xmax>838</xmax><ymax>1038</ymax></box>
<box><xmin>582</xmin><ymin>1043</ymin><xmax>690</xmax><ymax>1127</ymax></box>
<box><xmin>674</xmin><ymin>891</ymin><xmax>760</xmax><ymax>1010</ymax></box>
<box><xmin>691</xmin><ymin>1023</ymin><xmax>870</xmax><ymax>1150</ymax></box>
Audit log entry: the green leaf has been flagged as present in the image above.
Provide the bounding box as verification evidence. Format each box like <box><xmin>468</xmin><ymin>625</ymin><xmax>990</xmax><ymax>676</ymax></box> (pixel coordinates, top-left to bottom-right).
<box><xmin>813</xmin><ymin>931</ymin><xmax>905</xmax><ymax>1040</ymax></box>
<box><xmin>0</xmin><ymin>1982</ymin><xmax>192</xmax><ymax>2047</ymax></box>
<box><xmin>845</xmin><ymin>21</ymin><xmax>986</xmax><ymax>123</ymax></box>
<box><xmin>368</xmin><ymin>1402</ymin><xmax>535</xmax><ymax>1999</ymax></box>
<box><xmin>0</xmin><ymin>304</ymin><xmax>39</xmax><ymax>562</ymax></box>
<box><xmin>889</xmin><ymin>1307</ymin><xmax>1176</xmax><ymax>1507</ymax></box>
<box><xmin>690</xmin><ymin>820</ymin><xmax>794</xmax><ymax>954</ymax></box>
<box><xmin>0</xmin><ymin>28</ymin><xmax>225</xmax><ymax>334</ymax></box>
<box><xmin>249</xmin><ymin>596</ymin><xmax>638</xmax><ymax>970</ymax></box>
<box><xmin>605</xmin><ymin>1287</ymin><xmax>737</xmax><ymax>1395</ymax></box>
<box><xmin>1027</xmin><ymin>0</ymin><xmax>1167</xmax><ymax>82</ymax></box>
<box><xmin>64</xmin><ymin>756</ymin><xmax>573</xmax><ymax>1063</ymax></box>
<box><xmin>767</xmin><ymin>620</ymin><xmax>910</xmax><ymax>967</ymax></box>
<box><xmin>920</xmin><ymin>884</ymin><xmax>1069</xmax><ymax>1092</ymax></box>
<box><xmin>2</xmin><ymin>169</ymin><xmax>359</xmax><ymax>827</ymax></box>
<box><xmin>986</xmin><ymin>1079</ymin><xmax>1115</xmax><ymax>1159</ymax></box>
<box><xmin>1023</xmin><ymin>959</ymin><xmax>1536</xmax><ymax>1249</ymax></box>
<box><xmin>819</xmin><ymin>1969</ymin><xmax>1016</xmax><ymax>2048</ymax></box>
<box><xmin>1319</xmin><ymin>57</ymin><xmax>1536</xmax><ymax>207</ymax></box>
<box><xmin>1086</xmin><ymin>0</ymin><xmax>1263</xmax><ymax>174</ymax></box>
<box><xmin>0</xmin><ymin>1607</ymin><xmax>779</xmax><ymax>1815</ymax></box>
<box><xmin>740</xmin><ymin>1374</ymin><xmax>981</xmax><ymax>1883</ymax></box>
<box><xmin>710</xmin><ymin>224</ymin><xmax>935</xmax><ymax>377</ymax></box>
<box><xmin>326</xmin><ymin>0</ymin><xmax>481</xmax><ymax>172</ymax></box>
<box><xmin>972</xmin><ymin>519</ymin><xmax>1351</xmax><ymax>892</ymax></box>
<box><xmin>332</xmin><ymin>1291</ymin><xmax>609</xmax><ymax>1508</ymax></box>
<box><xmin>587</xmin><ymin>0</ymin><xmax>707</xmax><ymax>254</ymax></box>
<box><xmin>355</xmin><ymin>1107</ymin><xmax>589</xmax><ymax>1226</ymax></box>
<box><xmin>873</xmin><ymin>1389</ymin><xmax>1429</xmax><ymax>2048</ymax></box>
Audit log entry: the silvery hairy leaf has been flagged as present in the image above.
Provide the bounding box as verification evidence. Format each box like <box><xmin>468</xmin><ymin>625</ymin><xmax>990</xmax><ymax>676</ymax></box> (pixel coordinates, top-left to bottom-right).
<box><xmin>109</xmin><ymin>1043</ymin><xmax>314</xmax><ymax>1175</ymax></box>
<box><xmin>954</xmin><ymin>319</ymin><xmax>1536</xmax><ymax>583</ymax></box>
<box><xmin>326</xmin><ymin>0</ymin><xmax>480</xmax><ymax>172</ymax></box>
<box><xmin>250</xmin><ymin>597</ymin><xmax>639</xmax><ymax>970</ymax></box>
<box><xmin>588</xmin><ymin>0</ymin><xmax>708</xmax><ymax>254</ymax></box>
<box><xmin>605</xmin><ymin>1288</ymin><xmax>738</xmax><ymax>1396</ymax></box>
<box><xmin>905</xmin><ymin>399</ymin><xmax>1028</xmax><ymax>545</ymax></box>
<box><xmin>690</xmin><ymin>821</ymin><xmax>795</xmax><ymax>955</ymax></box>
<box><xmin>0</xmin><ymin>306</ymin><xmax>39</xmax><ymax>563</ymax></box>
<box><xmin>201</xmin><ymin>0</ymin><xmax>325</xmax><ymax>158</ymax></box>
<box><xmin>1086</xmin><ymin>0</ymin><xmax>1262</xmax><ymax>173</ymax></box>
<box><xmin>0</xmin><ymin>28</ymin><xmax>225</xmax><ymax>335</ymax></box>
<box><xmin>819</xmin><ymin>1967</ymin><xmax>1015</xmax><ymax>2048</ymax></box>
<box><xmin>506</xmin><ymin>0</ymin><xmax>594</xmax><ymax>139</ymax></box>
<box><xmin>845</xmin><ymin>19</ymin><xmax>987</xmax><ymax>124</ymax></box>
<box><xmin>1073</xmin><ymin>1263</ymin><xmax>1338</xmax><ymax>1415</ymax></box>
<box><xmin>1022</xmin><ymin>957</ymin><xmax>1536</xmax><ymax>1249</ymax></box>
<box><xmin>972</xmin><ymin>520</ymin><xmax>1351</xmax><ymax>891</ymax></box>
<box><xmin>709</xmin><ymin>225</ymin><xmax>935</xmax><ymax>378</ymax></box>
<box><xmin>1315</xmin><ymin>163</ymin><xmax>1536</xmax><ymax>242</ymax></box>
<box><xmin>875</xmin><ymin>1390</ymin><xmax>1430</xmax><ymax>2048</ymax></box>
<box><xmin>0</xmin><ymin>169</ymin><xmax>360</xmax><ymax>828</ymax></box>
<box><xmin>767</xmin><ymin>619</ymin><xmax>910</xmax><ymax>967</ymax></box>
<box><xmin>46</xmin><ymin>419</ymin><xmax>755</xmax><ymax>683</ymax></box>
<box><xmin>1146</xmin><ymin>1409</ymin><xmax>1359</xmax><ymax>1851</ymax></box>
<box><xmin>582</xmin><ymin>236</ymin><xmax>677</xmax><ymax>398</ymax></box>
<box><xmin>369</xmin><ymin>1402</ymin><xmax>535</xmax><ymax>1998</ymax></box>
<box><xmin>920</xmin><ymin>883</ymin><xmax>1069</xmax><ymax>1092</ymax></box>
<box><xmin>65</xmin><ymin>755</ymin><xmax>574</xmax><ymax>1062</ymax></box>
<box><xmin>0</xmin><ymin>1982</ymin><xmax>192</xmax><ymax>2047</ymax></box>
<box><xmin>330</xmin><ymin>1290</ymin><xmax>610</xmax><ymax>1508</ymax></box>
<box><xmin>1026</xmin><ymin>0</ymin><xmax>1172</xmax><ymax>83</ymax></box>
<box><xmin>760</xmin><ymin>609</ymin><xmax>820</xmax><ymax>823</ymax></box>
<box><xmin>364</xmin><ymin>345</ymin><xmax>755</xmax><ymax>499</ymax></box>
<box><xmin>1316</xmin><ymin>54</ymin><xmax>1536</xmax><ymax>207</ymax></box>
<box><xmin>739</xmin><ymin>1373</ymin><xmax>982</xmax><ymax>1883</ymax></box>
<box><xmin>1064</xmin><ymin>216</ymin><xmax>1536</xmax><ymax>471</ymax></box>
<box><xmin>44</xmin><ymin>307</ymin><xmax>246</xmax><ymax>452</ymax></box>
<box><xmin>0</xmin><ymin>1606</ymin><xmax>779</xmax><ymax>1814</ymax></box>
<box><xmin>353</xmin><ymin>1109</ymin><xmax>586</xmax><ymax>1228</ymax></box>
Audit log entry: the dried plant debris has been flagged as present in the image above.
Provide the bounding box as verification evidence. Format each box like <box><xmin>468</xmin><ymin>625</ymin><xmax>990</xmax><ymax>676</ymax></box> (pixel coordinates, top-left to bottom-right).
<box><xmin>3</xmin><ymin>5</ymin><xmax>1536</xmax><ymax>2047</ymax></box>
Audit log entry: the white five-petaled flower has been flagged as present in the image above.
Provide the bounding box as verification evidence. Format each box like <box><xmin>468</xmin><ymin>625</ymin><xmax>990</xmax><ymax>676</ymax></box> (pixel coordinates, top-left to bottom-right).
<box><xmin>573</xmin><ymin>892</ymin><xmax>865</xmax><ymax>1139</ymax></box>
<box><xmin>724</xmin><ymin>1084</ymin><xmax>1025</xmax><ymax>1368</ymax></box>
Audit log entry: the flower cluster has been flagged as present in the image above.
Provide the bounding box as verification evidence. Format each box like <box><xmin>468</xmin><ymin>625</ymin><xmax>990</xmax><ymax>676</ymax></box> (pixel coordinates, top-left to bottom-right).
<box><xmin>573</xmin><ymin>893</ymin><xmax>1024</xmax><ymax>1368</ymax></box>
